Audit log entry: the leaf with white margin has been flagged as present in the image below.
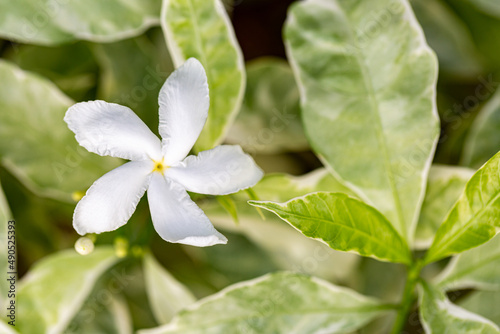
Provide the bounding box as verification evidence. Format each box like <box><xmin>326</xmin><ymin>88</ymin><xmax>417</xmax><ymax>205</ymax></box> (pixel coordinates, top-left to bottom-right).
<box><xmin>419</xmin><ymin>281</ymin><xmax>500</xmax><ymax>334</ymax></box>
<box><xmin>225</xmin><ymin>57</ymin><xmax>309</xmax><ymax>154</ymax></box>
<box><xmin>144</xmin><ymin>252</ymin><xmax>196</xmax><ymax>324</ymax></box>
<box><xmin>415</xmin><ymin>165</ymin><xmax>474</xmax><ymax>250</ymax></box>
<box><xmin>202</xmin><ymin>169</ymin><xmax>359</xmax><ymax>282</ymax></box>
<box><xmin>0</xmin><ymin>60</ymin><xmax>120</xmax><ymax>202</ymax></box>
<box><xmin>435</xmin><ymin>234</ymin><xmax>500</xmax><ymax>291</ymax></box>
<box><xmin>138</xmin><ymin>272</ymin><xmax>390</xmax><ymax>334</ymax></box>
<box><xmin>410</xmin><ymin>0</ymin><xmax>482</xmax><ymax>78</ymax></box>
<box><xmin>249</xmin><ymin>192</ymin><xmax>412</xmax><ymax>265</ymax></box>
<box><xmin>17</xmin><ymin>247</ymin><xmax>120</xmax><ymax>334</ymax></box>
<box><xmin>425</xmin><ymin>151</ymin><xmax>500</xmax><ymax>264</ymax></box>
<box><xmin>161</xmin><ymin>0</ymin><xmax>245</xmax><ymax>151</ymax></box>
<box><xmin>0</xmin><ymin>180</ymin><xmax>12</xmax><ymax>309</ymax></box>
<box><xmin>460</xmin><ymin>291</ymin><xmax>500</xmax><ymax>326</ymax></box>
<box><xmin>285</xmin><ymin>0</ymin><xmax>440</xmax><ymax>244</ymax></box>
<box><xmin>462</xmin><ymin>89</ymin><xmax>500</xmax><ymax>168</ymax></box>
<box><xmin>0</xmin><ymin>0</ymin><xmax>161</xmax><ymax>45</ymax></box>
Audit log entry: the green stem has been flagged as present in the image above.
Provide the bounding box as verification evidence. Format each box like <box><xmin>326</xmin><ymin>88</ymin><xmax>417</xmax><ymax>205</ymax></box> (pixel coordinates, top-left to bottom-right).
<box><xmin>390</xmin><ymin>260</ymin><xmax>424</xmax><ymax>334</ymax></box>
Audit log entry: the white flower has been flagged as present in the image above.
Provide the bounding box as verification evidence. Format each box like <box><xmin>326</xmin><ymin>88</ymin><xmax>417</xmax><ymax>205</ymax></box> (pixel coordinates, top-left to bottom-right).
<box><xmin>64</xmin><ymin>58</ymin><xmax>263</xmax><ymax>247</ymax></box>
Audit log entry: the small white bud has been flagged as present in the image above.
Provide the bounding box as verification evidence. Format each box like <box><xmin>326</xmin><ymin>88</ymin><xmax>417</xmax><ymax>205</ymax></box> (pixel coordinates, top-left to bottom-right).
<box><xmin>75</xmin><ymin>237</ymin><xmax>94</xmax><ymax>255</ymax></box>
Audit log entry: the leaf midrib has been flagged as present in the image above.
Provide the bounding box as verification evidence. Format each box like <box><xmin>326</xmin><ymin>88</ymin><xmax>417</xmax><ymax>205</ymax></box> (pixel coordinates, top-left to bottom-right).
<box><xmin>185</xmin><ymin>0</ymin><xmax>213</xmax><ymax>142</ymax></box>
<box><xmin>335</xmin><ymin>2</ymin><xmax>407</xmax><ymax>239</ymax></box>
<box><xmin>269</xmin><ymin>204</ymin><xmax>408</xmax><ymax>263</ymax></box>
<box><xmin>185</xmin><ymin>0</ymin><xmax>208</xmax><ymax>68</ymax></box>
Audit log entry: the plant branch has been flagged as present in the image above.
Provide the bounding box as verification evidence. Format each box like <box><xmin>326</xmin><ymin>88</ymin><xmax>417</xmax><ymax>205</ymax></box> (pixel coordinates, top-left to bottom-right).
<box><xmin>390</xmin><ymin>260</ymin><xmax>424</xmax><ymax>334</ymax></box>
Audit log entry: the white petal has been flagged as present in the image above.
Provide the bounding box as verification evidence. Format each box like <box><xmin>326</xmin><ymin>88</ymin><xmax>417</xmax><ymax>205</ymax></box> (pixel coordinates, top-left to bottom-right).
<box><xmin>147</xmin><ymin>173</ymin><xmax>227</xmax><ymax>247</ymax></box>
<box><xmin>73</xmin><ymin>161</ymin><xmax>153</xmax><ymax>235</ymax></box>
<box><xmin>159</xmin><ymin>58</ymin><xmax>209</xmax><ymax>165</ymax></box>
<box><xmin>165</xmin><ymin>145</ymin><xmax>264</xmax><ymax>195</ymax></box>
<box><xmin>65</xmin><ymin>101</ymin><xmax>162</xmax><ymax>161</ymax></box>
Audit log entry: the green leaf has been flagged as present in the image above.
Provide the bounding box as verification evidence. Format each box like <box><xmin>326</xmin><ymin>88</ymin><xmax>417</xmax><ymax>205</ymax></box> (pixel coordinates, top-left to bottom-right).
<box><xmin>410</xmin><ymin>0</ymin><xmax>482</xmax><ymax>78</ymax></box>
<box><xmin>138</xmin><ymin>272</ymin><xmax>389</xmax><ymax>334</ymax></box>
<box><xmin>419</xmin><ymin>281</ymin><xmax>500</xmax><ymax>333</ymax></box>
<box><xmin>202</xmin><ymin>169</ymin><xmax>360</xmax><ymax>282</ymax></box>
<box><xmin>249</xmin><ymin>192</ymin><xmax>412</xmax><ymax>265</ymax></box>
<box><xmin>225</xmin><ymin>57</ymin><xmax>309</xmax><ymax>154</ymax></box>
<box><xmin>459</xmin><ymin>291</ymin><xmax>500</xmax><ymax>327</ymax></box>
<box><xmin>144</xmin><ymin>252</ymin><xmax>196</xmax><ymax>325</ymax></box>
<box><xmin>435</xmin><ymin>234</ymin><xmax>500</xmax><ymax>291</ymax></box>
<box><xmin>0</xmin><ymin>60</ymin><xmax>120</xmax><ymax>202</ymax></box>
<box><xmin>415</xmin><ymin>165</ymin><xmax>474</xmax><ymax>249</ymax></box>
<box><xmin>425</xmin><ymin>151</ymin><xmax>500</xmax><ymax>264</ymax></box>
<box><xmin>462</xmin><ymin>89</ymin><xmax>500</xmax><ymax>168</ymax></box>
<box><xmin>245</xmin><ymin>188</ymin><xmax>265</xmax><ymax>219</ymax></box>
<box><xmin>0</xmin><ymin>180</ymin><xmax>12</xmax><ymax>309</ymax></box>
<box><xmin>161</xmin><ymin>0</ymin><xmax>245</xmax><ymax>151</ymax></box>
<box><xmin>0</xmin><ymin>0</ymin><xmax>161</xmax><ymax>45</ymax></box>
<box><xmin>284</xmin><ymin>0</ymin><xmax>440</xmax><ymax>243</ymax></box>
<box><xmin>17</xmin><ymin>247</ymin><xmax>120</xmax><ymax>334</ymax></box>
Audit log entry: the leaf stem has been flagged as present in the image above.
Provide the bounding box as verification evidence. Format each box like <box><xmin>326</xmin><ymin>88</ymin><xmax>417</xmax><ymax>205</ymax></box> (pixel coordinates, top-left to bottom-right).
<box><xmin>390</xmin><ymin>260</ymin><xmax>424</xmax><ymax>334</ymax></box>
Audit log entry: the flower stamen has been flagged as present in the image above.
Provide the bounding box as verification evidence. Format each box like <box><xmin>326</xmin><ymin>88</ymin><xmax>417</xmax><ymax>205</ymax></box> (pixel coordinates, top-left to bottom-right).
<box><xmin>152</xmin><ymin>160</ymin><xmax>169</xmax><ymax>174</ymax></box>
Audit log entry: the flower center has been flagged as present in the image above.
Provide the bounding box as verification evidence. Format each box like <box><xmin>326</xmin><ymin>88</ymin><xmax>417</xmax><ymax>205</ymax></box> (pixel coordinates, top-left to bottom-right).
<box><xmin>152</xmin><ymin>160</ymin><xmax>169</xmax><ymax>174</ymax></box>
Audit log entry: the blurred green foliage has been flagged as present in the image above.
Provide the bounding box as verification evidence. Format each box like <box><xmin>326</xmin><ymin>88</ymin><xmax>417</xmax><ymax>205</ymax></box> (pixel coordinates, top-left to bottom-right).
<box><xmin>0</xmin><ymin>0</ymin><xmax>500</xmax><ymax>333</ymax></box>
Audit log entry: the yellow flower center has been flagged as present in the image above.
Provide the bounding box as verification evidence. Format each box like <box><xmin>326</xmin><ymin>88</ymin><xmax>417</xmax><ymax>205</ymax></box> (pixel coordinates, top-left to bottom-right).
<box><xmin>152</xmin><ymin>160</ymin><xmax>169</xmax><ymax>174</ymax></box>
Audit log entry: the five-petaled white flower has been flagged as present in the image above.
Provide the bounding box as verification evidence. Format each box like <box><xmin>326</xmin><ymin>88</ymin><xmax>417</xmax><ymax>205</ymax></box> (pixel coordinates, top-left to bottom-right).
<box><xmin>65</xmin><ymin>58</ymin><xmax>263</xmax><ymax>247</ymax></box>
